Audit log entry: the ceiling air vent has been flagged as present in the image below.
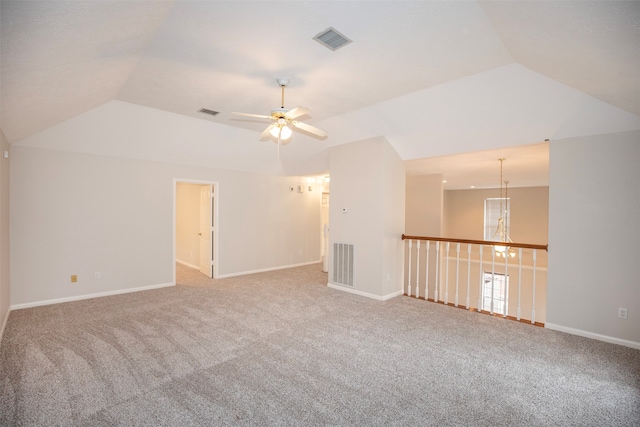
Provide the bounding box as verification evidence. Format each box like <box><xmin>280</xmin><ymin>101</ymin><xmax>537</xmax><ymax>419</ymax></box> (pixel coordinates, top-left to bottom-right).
<box><xmin>313</xmin><ymin>27</ymin><xmax>352</xmax><ymax>51</ymax></box>
<box><xmin>198</xmin><ymin>108</ymin><xmax>219</xmax><ymax>116</ymax></box>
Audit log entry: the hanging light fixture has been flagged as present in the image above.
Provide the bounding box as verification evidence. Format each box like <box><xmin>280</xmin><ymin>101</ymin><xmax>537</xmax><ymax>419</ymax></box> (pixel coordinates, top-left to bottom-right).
<box><xmin>491</xmin><ymin>158</ymin><xmax>516</xmax><ymax>258</ymax></box>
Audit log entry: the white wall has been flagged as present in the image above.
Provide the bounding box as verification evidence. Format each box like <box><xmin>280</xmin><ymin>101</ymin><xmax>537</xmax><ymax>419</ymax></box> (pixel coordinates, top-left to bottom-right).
<box><xmin>547</xmin><ymin>130</ymin><xmax>640</xmax><ymax>347</ymax></box>
<box><xmin>15</xmin><ymin>100</ymin><xmax>290</xmax><ymax>176</ymax></box>
<box><xmin>175</xmin><ymin>182</ymin><xmax>204</xmax><ymax>268</ymax></box>
<box><xmin>405</xmin><ymin>174</ymin><xmax>443</xmax><ymax>237</ymax></box>
<box><xmin>444</xmin><ymin>186</ymin><xmax>549</xmax><ymax>245</ymax></box>
<box><xmin>382</xmin><ymin>141</ymin><xmax>406</xmax><ymax>295</ymax></box>
<box><xmin>10</xmin><ymin>146</ymin><xmax>321</xmax><ymax>307</ymax></box>
<box><xmin>0</xmin><ymin>130</ymin><xmax>10</xmax><ymax>340</ymax></box>
<box><xmin>329</xmin><ymin>136</ymin><xmax>405</xmax><ymax>299</ymax></box>
<box><xmin>317</xmin><ymin>64</ymin><xmax>640</xmax><ymax>162</ymax></box>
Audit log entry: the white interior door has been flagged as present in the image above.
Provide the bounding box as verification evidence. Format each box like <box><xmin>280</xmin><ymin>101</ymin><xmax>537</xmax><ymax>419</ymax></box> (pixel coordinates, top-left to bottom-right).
<box><xmin>199</xmin><ymin>185</ymin><xmax>213</xmax><ymax>278</ymax></box>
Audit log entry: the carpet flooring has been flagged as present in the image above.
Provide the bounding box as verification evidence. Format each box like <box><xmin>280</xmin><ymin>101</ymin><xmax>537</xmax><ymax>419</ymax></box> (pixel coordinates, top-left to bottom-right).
<box><xmin>1</xmin><ymin>263</ymin><xmax>639</xmax><ymax>426</ymax></box>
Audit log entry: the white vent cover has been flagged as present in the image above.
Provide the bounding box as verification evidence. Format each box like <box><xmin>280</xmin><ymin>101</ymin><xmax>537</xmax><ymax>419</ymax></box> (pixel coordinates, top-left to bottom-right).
<box><xmin>332</xmin><ymin>243</ymin><xmax>354</xmax><ymax>287</ymax></box>
<box><xmin>313</xmin><ymin>27</ymin><xmax>352</xmax><ymax>51</ymax></box>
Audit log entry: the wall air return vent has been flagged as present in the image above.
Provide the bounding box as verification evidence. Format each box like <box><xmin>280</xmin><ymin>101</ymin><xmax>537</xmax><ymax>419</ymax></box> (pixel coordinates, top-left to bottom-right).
<box><xmin>313</xmin><ymin>27</ymin><xmax>352</xmax><ymax>51</ymax></box>
<box><xmin>198</xmin><ymin>108</ymin><xmax>219</xmax><ymax>116</ymax></box>
<box><xmin>332</xmin><ymin>243</ymin><xmax>354</xmax><ymax>287</ymax></box>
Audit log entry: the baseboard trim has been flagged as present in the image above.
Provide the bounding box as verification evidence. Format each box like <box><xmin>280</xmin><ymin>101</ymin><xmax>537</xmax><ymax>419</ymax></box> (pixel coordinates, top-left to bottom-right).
<box><xmin>545</xmin><ymin>322</ymin><xmax>640</xmax><ymax>350</ymax></box>
<box><xmin>327</xmin><ymin>283</ymin><xmax>403</xmax><ymax>301</ymax></box>
<box><xmin>0</xmin><ymin>307</ymin><xmax>11</xmax><ymax>345</ymax></box>
<box><xmin>10</xmin><ymin>282</ymin><xmax>175</xmax><ymax>311</ymax></box>
<box><xmin>216</xmin><ymin>260</ymin><xmax>322</xmax><ymax>279</ymax></box>
<box><xmin>176</xmin><ymin>259</ymin><xmax>199</xmax><ymax>270</ymax></box>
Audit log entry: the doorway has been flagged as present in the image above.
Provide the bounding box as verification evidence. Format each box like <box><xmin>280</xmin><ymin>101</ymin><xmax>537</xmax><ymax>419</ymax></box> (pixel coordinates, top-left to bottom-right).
<box><xmin>175</xmin><ymin>180</ymin><xmax>218</xmax><ymax>279</ymax></box>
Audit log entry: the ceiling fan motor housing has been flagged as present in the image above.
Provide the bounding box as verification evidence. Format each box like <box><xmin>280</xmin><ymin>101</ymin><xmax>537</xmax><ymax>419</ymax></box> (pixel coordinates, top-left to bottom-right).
<box><xmin>271</xmin><ymin>107</ymin><xmax>288</xmax><ymax>117</ymax></box>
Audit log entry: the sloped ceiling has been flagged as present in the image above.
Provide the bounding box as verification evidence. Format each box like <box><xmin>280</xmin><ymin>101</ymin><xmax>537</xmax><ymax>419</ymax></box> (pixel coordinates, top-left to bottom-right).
<box><xmin>1</xmin><ymin>0</ymin><xmax>639</xmax><ymax>182</ymax></box>
<box><xmin>0</xmin><ymin>1</ymin><xmax>174</xmax><ymax>142</ymax></box>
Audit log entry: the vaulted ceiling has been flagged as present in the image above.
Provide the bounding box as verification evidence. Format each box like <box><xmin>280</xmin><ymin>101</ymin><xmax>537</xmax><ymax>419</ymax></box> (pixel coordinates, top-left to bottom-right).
<box><xmin>2</xmin><ymin>1</ymin><xmax>639</xmax><ymax>184</ymax></box>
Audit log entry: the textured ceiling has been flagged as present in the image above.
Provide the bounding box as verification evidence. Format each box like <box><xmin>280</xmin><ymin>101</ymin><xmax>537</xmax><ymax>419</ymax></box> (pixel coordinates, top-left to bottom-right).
<box><xmin>480</xmin><ymin>0</ymin><xmax>640</xmax><ymax>117</ymax></box>
<box><xmin>0</xmin><ymin>0</ymin><xmax>174</xmax><ymax>142</ymax></box>
<box><xmin>1</xmin><ymin>0</ymin><xmax>639</xmax><ymax>183</ymax></box>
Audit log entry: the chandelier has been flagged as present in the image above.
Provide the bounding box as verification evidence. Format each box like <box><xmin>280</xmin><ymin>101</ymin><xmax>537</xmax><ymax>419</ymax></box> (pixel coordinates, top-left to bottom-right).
<box><xmin>491</xmin><ymin>158</ymin><xmax>516</xmax><ymax>258</ymax></box>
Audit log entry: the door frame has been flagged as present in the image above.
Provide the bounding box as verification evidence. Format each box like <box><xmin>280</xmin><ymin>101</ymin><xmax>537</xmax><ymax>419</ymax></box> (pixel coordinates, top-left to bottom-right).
<box><xmin>321</xmin><ymin>191</ymin><xmax>330</xmax><ymax>272</ymax></box>
<box><xmin>173</xmin><ymin>179</ymin><xmax>219</xmax><ymax>283</ymax></box>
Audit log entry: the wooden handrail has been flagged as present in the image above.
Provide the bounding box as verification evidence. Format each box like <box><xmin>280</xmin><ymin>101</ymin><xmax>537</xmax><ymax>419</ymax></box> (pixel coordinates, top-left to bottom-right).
<box><xmin>401</xmin><ymin>234</ymin><xmax>548</xmax><ymax>252</ymax></box>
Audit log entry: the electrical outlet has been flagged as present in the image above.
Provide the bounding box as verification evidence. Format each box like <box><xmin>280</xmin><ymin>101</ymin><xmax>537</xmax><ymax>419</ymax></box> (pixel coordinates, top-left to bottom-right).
<box><xmin>71</xmin><ymin>275</ymin><xmax>77</xmax><ymax>283</ymax></box>
<box><xmin>95</xmin><ymin>272</ymin><xmax>101</xmax><ymax>280</ymax></box>
<box><xmin>618</xmin><ymin>308</ymin><xmax>628</xmax><ymax>320</ymax></box>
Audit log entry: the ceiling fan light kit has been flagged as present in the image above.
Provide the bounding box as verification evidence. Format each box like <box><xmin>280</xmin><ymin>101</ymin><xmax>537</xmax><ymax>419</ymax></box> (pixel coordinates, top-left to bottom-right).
<box><xmin>269</xmin><ymin>121</ymin><xmax>292</xmax><ymax>140</ymax></box>
<box><xmin>231</xmin><ymin>78</ymin><xmax>327</xmax><ymax>153</ymax></box>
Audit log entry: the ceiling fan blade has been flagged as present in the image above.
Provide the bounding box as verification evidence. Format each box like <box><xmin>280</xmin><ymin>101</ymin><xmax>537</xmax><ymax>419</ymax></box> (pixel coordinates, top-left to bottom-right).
<box><xmin>285</xmin><ymin>106</ymin><xmax>310</xmax><ymax>120</ymax></box>
<box><xmin>260</xmin><ymin>124</ymin><xmax>276</xmax><ymax>139</ymax></box>
<box><xmin>292</xmin><ymin>121</ymin><xmax>328</xmax><ymax>138</ymax></box>
<box><xmin>231</xmin><ymin>112</ymin><xmax>271</xmax><ymax>119</ymax></box>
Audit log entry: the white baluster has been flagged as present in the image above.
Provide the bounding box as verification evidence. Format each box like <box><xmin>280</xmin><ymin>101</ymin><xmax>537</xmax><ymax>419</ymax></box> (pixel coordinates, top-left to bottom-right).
<box><xmin>407</xmin><ymin>240</ymin><xmax>412</xmax><ymax>296</ymax></box>
<box><xmin>455</xmin><ymin>243</ymin><xmax>460</xmax><ymax>307</ymax></box>
<box><xmin>466</xmin><ymin>244</ymin><xmax>471</xmax><ymax>309</ymax></box>
<box><xmin>444</xmin><ymin>242</ymin><xmax>450</xmax><ymax>305</ymax></box>
<box><xmin>517</xmin><ymin>248</ymin><xmax>522</xmax><ymax>321</ymax></box>
<box><xmin>477</xmin><ymin>246</ymin><xmax>483</xmax><ymax>311</ymax></box>
<box><xmin>415</xmin><ymin>240</ymin><xmax>421</xmax><ymax>299</ymax></box>
<box><xmin>434</xmin><ymin>242</ymin><xmax>440</xmax><ymax>303</ymax></box>
<box><xmin>425</xmin><ymin>241</ymin><xmax>430</xmax><ymax>300</ymax></box>
<box><xmin>504</xmin><ymin>248</ymin><xmax>509</xmax><ymax>318</ymax></box>
<box><xmin>490</xmin><ymin>247</ymin><xmax>495</xmax><ymax>315</ymax></box>
<box><xmin>531</xmin><ymin>249</ymin><xmax>537</xmax><ymax>324</ymax></box>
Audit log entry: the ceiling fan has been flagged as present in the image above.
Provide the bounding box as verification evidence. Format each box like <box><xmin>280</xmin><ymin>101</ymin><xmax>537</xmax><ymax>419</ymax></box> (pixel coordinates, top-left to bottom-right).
<box><xmin>231</xmin><ymin>78</ymin><xmax>327</xmax><ymax>151</ymax></box>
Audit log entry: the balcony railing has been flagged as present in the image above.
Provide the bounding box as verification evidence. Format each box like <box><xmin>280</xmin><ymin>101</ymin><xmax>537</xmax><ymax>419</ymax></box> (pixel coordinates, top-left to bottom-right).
<box><xmin>402</xmin><ymin>235</ymin><xmax>548</xmax><ymax>326</ymax></box>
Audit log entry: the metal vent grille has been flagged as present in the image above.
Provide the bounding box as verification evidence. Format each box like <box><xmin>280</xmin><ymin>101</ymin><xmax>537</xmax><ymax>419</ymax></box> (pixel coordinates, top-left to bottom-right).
<box><xmin>198</xmin><ymin>108</ymin><xmax>219</xmax><ymax>116</ymax></box>
<box><xmin>313</xmin><ymin>27</ymin><xmax>352</xmax><ymax>51</ymax></box>
<box><xmin>332</xmin><ymin>243</ymin><xmax>354</xmax><ymax>287</ymax></box>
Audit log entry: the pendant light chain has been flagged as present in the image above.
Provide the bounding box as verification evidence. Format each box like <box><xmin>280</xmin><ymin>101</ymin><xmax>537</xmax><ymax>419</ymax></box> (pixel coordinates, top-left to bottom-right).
<box><xmin>505</xmin><ymin>179</ymin><xmax>509</xmax><ymax>242</ymax></box>
<box><xmin>499</xmin><ymin>158</ymin><xmax>504</xmax><ymax>222</ymax></box>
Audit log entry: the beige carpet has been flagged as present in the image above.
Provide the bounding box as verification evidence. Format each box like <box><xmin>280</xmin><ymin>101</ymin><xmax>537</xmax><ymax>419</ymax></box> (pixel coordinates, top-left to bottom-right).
<box><xmin>1</xmin><ymin>263</ymin><xmax>639</xmax><ymax>426</ymax></box>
